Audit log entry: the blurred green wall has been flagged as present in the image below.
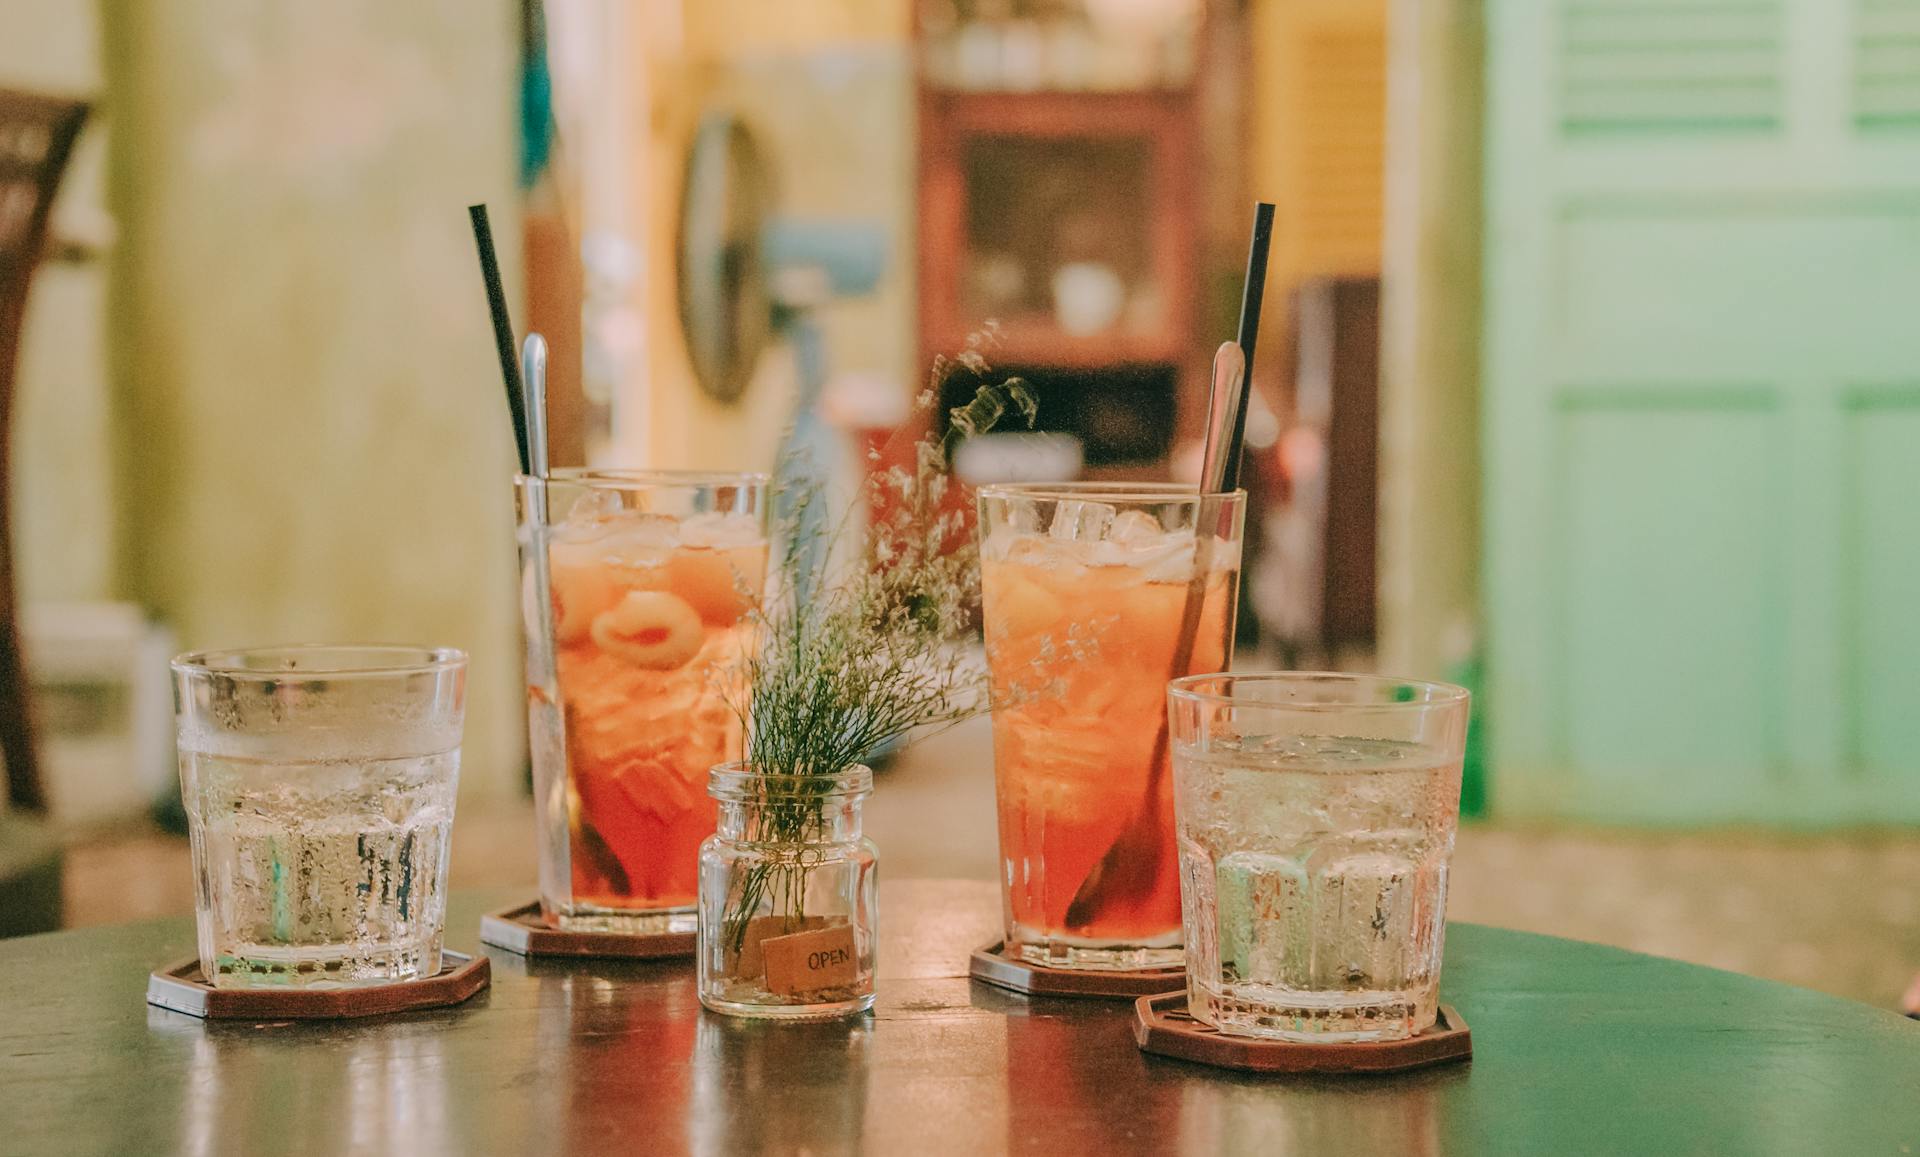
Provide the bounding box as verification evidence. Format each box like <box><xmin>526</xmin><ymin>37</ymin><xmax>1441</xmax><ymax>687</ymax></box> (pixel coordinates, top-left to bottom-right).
<box><xmin>1481</xmin><ymin>0</ymin><xmax>1920</xmax><ymax>824</ymax></box>
<box><xmin>96</xmin><ymin>1</ymin><xmax>527</xmax><ymax>797</ymax></box>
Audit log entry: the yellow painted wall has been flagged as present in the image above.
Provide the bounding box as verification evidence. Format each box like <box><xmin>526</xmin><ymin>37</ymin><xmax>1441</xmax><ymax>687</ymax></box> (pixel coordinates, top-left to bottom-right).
<box><xmin>627</xmin><ymin>19</ymin><xmax>796</xmax><ymax>473</ymax></box>
<box><xmin>621</xmin><ymin>0</ymin><xmax>914</xmax><ymax>472</ymax></box>
<box><xmin>683</xmin><ymin>0</ymin><xmax>910</xmax><ymax>49</ymax></box>
<box><xmin>1249</xmin><ymin>0</ymin><xmax>1389</xmax><ymax>295</ymax></box>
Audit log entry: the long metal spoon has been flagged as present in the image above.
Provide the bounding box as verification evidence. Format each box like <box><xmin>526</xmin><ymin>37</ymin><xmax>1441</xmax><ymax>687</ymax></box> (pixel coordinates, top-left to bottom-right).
<box><xmin>521</xmin><ymin>333</ymin><xmax>549</xmax><ymax>480</ymax></box>
<box><xmin>1063</xmin><ymin>342</ymin><xmax>1244</xmax><ymax>933</ymax></box>
<box><xmin>521</xmin><ymin>335</ymin><xmax>631</xmax><ymax>890</ymax></box>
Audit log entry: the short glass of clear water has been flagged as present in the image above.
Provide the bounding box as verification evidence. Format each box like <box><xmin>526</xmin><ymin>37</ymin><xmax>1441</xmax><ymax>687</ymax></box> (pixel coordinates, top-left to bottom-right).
<box><xmin>172</xmin><ymin>645</ymin><xmax>467</xmax><ymax>988</ymax></box>
<box><xmin>1167</xmin><ymin>672</ymin><xmax>1470</xmax><ymax>1042</ymax></box>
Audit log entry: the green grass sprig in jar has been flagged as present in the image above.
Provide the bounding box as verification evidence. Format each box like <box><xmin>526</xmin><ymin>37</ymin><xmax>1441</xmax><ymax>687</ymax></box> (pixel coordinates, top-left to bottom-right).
<box><xmin>697</xmin><ymin>345</ymin><xmax>1034</xmax><ymax>1019</ymax></box>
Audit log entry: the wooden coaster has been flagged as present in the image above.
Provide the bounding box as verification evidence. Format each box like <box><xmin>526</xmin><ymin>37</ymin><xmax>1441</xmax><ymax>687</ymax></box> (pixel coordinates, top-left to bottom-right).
<box><xmin>147</xmin><ymin>951</ymin><xmax>489</xmax><ymax>1021</ymax></box>
<box><xmin>1133</xmin><ymin>992</ymin><xmax>1472</xmax><ymax>1074</ymax></box>
<box><xmin>478</xmin><ymin>900</ymin><xmax>696</xmax><ymax>960</ymax></box>
<box><xmin>969</xmin><ymin>939</ymin><xmax>1186</xmax><ymax>1000</ymax></box>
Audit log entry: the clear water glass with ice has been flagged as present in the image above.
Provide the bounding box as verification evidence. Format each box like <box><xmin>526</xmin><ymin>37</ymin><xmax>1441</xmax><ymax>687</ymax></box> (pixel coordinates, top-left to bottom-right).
<box><xmin>172</xmin><ymin>645</ymin><xmax>467</xmax><ymax>988</ymax></box>
<box><xmin>1167</xmin><ymin>673</ymin><xmax>1470</xmax><ymax>1042</ymax></box>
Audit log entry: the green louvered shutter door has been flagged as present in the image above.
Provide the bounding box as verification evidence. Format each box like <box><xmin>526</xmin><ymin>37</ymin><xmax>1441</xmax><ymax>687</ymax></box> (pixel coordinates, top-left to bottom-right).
<box><xmin>1483</xmin><ymin>0</ymin><xmax>1920</xmax><ymax>823</ymax></box>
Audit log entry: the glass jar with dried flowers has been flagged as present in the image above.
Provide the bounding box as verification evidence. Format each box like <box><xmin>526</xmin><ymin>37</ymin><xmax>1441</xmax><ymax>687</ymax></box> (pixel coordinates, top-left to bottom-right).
<box><xmin>696</xmin><ymin>345</ymin><xmax>1035</xmax><ymax>1019</ymax></box>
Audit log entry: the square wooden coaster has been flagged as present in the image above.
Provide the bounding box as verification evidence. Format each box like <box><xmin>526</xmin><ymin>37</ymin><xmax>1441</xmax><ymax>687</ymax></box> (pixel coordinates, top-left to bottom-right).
<box><xmin>478</xmin><ymin>900</ymin><xmax>696</xmax><ymax>960</ymax></box>
<box><xmin>969</xmin><ymin>939</ymin><xmax>1186</xmax><ymax>1000</ymax></box>
<box><xmin>147</xmin><ymin>951</ymin><xmax>490</xmax><ymax>1020</ymax></box>
<box><xmin>1134</xmin><ymin>992</ymin><xmax>1472</xmax><ymax>1074</ymax></box>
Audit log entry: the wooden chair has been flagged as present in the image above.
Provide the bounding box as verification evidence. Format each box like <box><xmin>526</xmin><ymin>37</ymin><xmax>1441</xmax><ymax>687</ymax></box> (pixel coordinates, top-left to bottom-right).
<box><xmin>0</xmin><ymin>90</ymin><xmax>88</xmax><ymax>938</ymax></box>
<box><xmin>0</xmin><ymin>89</ymin><xmax>88</xmax><ymax>816</ymax></box>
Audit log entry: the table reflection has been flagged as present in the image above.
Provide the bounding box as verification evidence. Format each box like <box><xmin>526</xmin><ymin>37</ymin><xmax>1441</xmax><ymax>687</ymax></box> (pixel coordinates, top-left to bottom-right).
<box><xmin>156</xmin><ymin>1008</ymin><xmax>455</xmax><ymax>1156</ymax></box>
<box><xmin>1000</xmin><ymin>1000</ymin><xmax>1182</xmax><ymax>1149</ymax></box>
<box><xmin>1177</xmin><ymin>1065</ymin><xmax>1455</xmax><ymax>1155</ymax></box>
<box><xmin>496</xmin><ymin>951</ymin><xmax>705</xmax><ymax>1147</ymax></box>
<box><xmin>691</xmin><ymin>1012</ymin><xmax>873</xmax><ymax>1155</ymax></box>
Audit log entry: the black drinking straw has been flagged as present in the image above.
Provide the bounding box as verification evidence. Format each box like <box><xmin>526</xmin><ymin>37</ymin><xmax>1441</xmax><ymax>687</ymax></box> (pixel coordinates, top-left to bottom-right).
<box><xmin>1220</xmin><ymin>202</ymin><xmax>1275</xmax><ymax>492</ymax></box>
<box><xmin>1058</xmin><ymin>203</ymin><xmax>1278</xmax><ymax>927</ymax></box>
<box><xmin>468</xmin><ymin>203</ymin><xmax>532</xmax><ymax>475</ymax></box>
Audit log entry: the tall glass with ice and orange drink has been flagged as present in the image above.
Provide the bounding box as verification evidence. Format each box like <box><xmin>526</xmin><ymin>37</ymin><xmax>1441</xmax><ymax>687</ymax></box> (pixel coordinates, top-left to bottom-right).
<box><xmin>517</xmin><ymin>470</ymin><xmax>768</xmax><ymax>932</ymax></box>
<box><xmin>977</xmin><ymin>483</ymin><xmax>1245</xmax><ymax>969</ymax></box>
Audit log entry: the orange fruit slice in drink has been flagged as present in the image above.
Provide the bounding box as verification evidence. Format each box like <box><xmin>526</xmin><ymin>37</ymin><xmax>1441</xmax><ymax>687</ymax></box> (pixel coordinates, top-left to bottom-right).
<box><xmin>591</xmin><ymin>590</ymin><xmax>705</xmax><ymax>670</ymax></box>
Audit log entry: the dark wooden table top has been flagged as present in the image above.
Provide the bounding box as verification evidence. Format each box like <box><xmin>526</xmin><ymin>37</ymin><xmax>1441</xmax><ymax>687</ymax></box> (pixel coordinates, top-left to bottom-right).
<box><xmin>4</xmin><ymin>879</ymin><xmax>1919</xmax><ymax>1156</ymax></box>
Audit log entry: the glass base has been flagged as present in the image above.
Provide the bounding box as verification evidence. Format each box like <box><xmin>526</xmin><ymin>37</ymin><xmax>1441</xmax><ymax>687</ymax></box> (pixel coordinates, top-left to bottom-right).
<box><xmin>699</xmin><ymin>987</ymin><xmax>876</xmax><ymax>1021</ymax></box>
<box><xmin>1009</xmin><ymin>928</ymin><xmax>1182</xmax><ymax>972</ymax></box>
<box><xmin>203</xmin><ymin>941</ymin><xmax>442</xmax><ymax>990</ymax></box>
<box><xmin>546</xmin><ymin>902</ymin><xmax>696</xmax><ymax>936</ymax></box>
<box><xmin>1191</xmin><ymin>982</ymin><xmax>1438</xmax><ymax>1043</ymax></box>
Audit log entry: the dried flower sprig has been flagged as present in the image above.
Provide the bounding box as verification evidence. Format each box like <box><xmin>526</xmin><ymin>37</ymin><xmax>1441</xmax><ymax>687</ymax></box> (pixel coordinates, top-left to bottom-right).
<box><xmin>721</xmin><ymin>343</ymin><xmax>1034</xmax><ymax>951</ymax></box>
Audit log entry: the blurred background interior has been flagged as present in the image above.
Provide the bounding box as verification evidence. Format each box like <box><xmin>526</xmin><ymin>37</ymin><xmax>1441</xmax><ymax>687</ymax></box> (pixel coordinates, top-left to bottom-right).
<box><xmin>3</xmin><ymin>0</ymin><xmax>1918</xmax><ymax>1008</ymax></box>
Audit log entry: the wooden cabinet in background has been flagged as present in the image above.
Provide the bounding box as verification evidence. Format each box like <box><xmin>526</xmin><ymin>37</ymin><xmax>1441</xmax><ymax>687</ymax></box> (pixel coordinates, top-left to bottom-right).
<box><xmin>917</xmin><ymin>87</ymin><xmax>1202</xmax><ymax>472</ymax></box>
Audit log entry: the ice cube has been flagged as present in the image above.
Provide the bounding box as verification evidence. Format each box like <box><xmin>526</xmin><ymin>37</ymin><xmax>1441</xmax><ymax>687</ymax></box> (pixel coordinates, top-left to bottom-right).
<box><xmin>553</xmin><ymin>489</ymin><xmax>626</xmax><ymax>543</ymax></box>
<box><xmin>1107</xmin><ymin>509</ymin><xmax>1165</xmax><ymax>542</ymax></box>
<box><xmin>1082</xmin><ymin>509</ymin><xmax>1201</xmax><ymax>579</ymax></box>
<box><xmin>1321</xmin><ymin>852</ymin><xmax>1418</xmax><ymax>987</ymax></box>
<box><xmin>1086</xmin><ymin>532</ymin><xmax>1193</xmax><ymax>579</ymax></box>
<box><xmin>1004</xmin><ymin>501</ymin><xmax>1043</xmax><ymax>535</ymax></box>
<box><xmin>1083</xmin><ymin>541</ymin><xmax>1153</xmax><ymax>582</ymax></box>
<box><xmin>1006</xmin><ymin>533</ymin><xmax>1073</xmax><ymax>574</ymax></box>
<box><xmin>1049</xmin><ymin>500</ymin><xmax>1116</xmax><ymax>542</ymax></box>
<box><xmin>565</xmin><ymin>489</ymin><xmax>625</xmax><ymax>525</ymax></box>
<box><xmin>678</xmin><ymin>511</ymin><xmax>762</xmax><ymax>548</ymax></box>
<box><xmin>980</xmin><ymin>526</ymin><xmax>1024</xmax><ymax>563</ymax></box>
<box><xmin>1206</xmin><ymin>538</ymin><xmax>1244</xmax><ymax>574</ymax></box>
<box><xmin>1138</xmin><ymin>542</ymin><xmax>1197</xmax><ymax>583</ymax></box>
<box><xmin>1216</xmin><ymin>851</ymin><xmax>1311</xmax><ymax>987</ymax></box>
<box><xmin>597</xmin><ymin>513</ymin><xmax>680</xmax><ymax>563</ymax></box>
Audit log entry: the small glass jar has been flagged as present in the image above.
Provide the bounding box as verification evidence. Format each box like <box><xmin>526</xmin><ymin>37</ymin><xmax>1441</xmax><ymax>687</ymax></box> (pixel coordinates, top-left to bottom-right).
<box><xmin>697</xmin><ymin>763</ymin><xmax>878</xmax><ymax>1019</ymax></box>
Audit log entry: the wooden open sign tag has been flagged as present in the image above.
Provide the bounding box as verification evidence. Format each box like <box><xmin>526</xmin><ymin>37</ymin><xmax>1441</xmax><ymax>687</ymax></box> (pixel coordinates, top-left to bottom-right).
<box><xmin>761</xmin><ymin>920</ymin><xmax>858</xmax><ymax>996</ymax></box>
<box><xmin>733</xmin><ymin>915</ymin><xmax>826</xmax><ymax>980</ymax></box>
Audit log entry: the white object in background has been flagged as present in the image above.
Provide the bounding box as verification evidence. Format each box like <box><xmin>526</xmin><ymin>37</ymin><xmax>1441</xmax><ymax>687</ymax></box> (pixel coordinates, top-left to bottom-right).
<box><xmin>1046</xmin><ymin>20</ymin><xmax>1095</xmax><ymax>90</ymax></box>
<box><xmin>820</xmin><ymin>370</ymin><xmax>911</xmax><ymax>432</ymax></box>
<box><xmin>956</xmin><ymin>23</ymin><xmax>1002</xmax><ymax>89</ymax></box>
<box><xmin>1051</xmin><ymin>262</ymin><xmax>1126</xmax><ymax>336</ymax></box>
<box><xmin>953</xmin><ymin>432</ymin><xmax>1084</xmax><ymax>486</ymax></box>
<box><xmin>816</xmin><ymin>371</ymin><xmax>905</xmax><ymax>583</ymax></box>
<box><xmin>1000</xmin><ymin>20</ymin><xmax>1045</xmax><ymax>91</ymax></box>
<box><xmin>21</xmin><ymin>602</ymin><xmax>176</xmax><ymax>828</ymax></box>
<box><xmin>968</xmin><ymin>251</ymin><xmax>1027</xmax><ymax>315</ymax></box>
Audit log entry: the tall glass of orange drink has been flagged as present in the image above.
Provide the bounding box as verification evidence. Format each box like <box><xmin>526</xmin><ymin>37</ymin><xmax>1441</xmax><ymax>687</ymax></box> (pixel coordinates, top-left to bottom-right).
<box><xmin>517</xmin><ymin>470</ymin><xmax>768</xmax><ymax>932</ymax></box>
<box><xmin>977</xmin><ymin>483</ymin><xmax>1245</xmax><ymax>969</ymax></box>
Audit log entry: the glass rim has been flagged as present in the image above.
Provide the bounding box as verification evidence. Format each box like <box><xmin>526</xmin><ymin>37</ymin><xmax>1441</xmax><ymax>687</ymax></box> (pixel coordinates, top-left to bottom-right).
<box><xmin>976</xmin><ymin>481</ymin><xmax>1247</xmax><ymax>506</ymax></box>
<box><xmin>708</xmin><ymin>761</ymin><xmax>873</xmax><ymax>799</ymax></box>
<box><xmin>171</xmin><ymin>644</ymin><xmax>467</xmax><ymax>680</ymax></box>
<box><xmin>1168</xmin><ymin>671</ymin><xmax>1470</xmax><ymax>711</ymax></box>
<box><xmin>518</xmin><ymin>467</ymin><xmax>771</xmax><ymax>489</ymax></box>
